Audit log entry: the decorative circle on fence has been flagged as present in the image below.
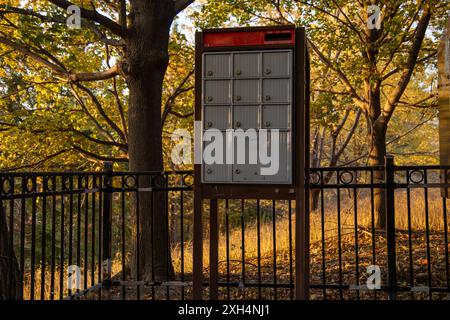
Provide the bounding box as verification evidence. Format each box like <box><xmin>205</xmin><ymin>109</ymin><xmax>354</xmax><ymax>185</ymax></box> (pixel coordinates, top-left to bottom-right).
<box><xmin>309</xmin><ymin>172</ymin><xmax>321</xmax><ymax>185</ymax></box>
<box><xmin>1</xmin><ymin>177</ymin><xmax>14</xmax><ymax>196</ymax></box>
<box><xmin>80</xmin><ymin>175</ymin><xmax>89</xmax><ymax>189</ymax></box>
<box><xmin>408</xmin><ymin>169</ymin><xmax>424</xmax><ymax>184</ymax></box>
<box><xmin>25</xmin><ymin>177</ymin><xmax>35</xmax><ymax>193</ymax></box>
<box><xmin>183</xmin><ymin>173</ymin><xmax>194</xmax><ymax>187</ymax></box>
<box><xmin>339</xmin><ymin>170</ymin><xmax>354</xmax><ymax>185</ymax></box>
<box><xmin>124</xmin><ymin>175</ymin><xmax>137</xmax><ymax>189</ymax></box>
<box><xmin>62</xmin><ymin>176</ymin><xmax>72</xmax><ymax>190</ymax></box>
<box><xmin>45</xmin><ymin>176</ymin><xmax>55</xmax><ymax>192</ymax></box>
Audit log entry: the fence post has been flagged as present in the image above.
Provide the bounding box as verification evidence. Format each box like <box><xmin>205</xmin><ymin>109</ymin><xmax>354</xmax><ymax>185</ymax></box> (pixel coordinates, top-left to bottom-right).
<box><xmin>384</xmin><ymin>155</ymin><xmax>397</xmax><ymax>300</ymax></box>
<box><xmin>102</xmin><ymin>162</ymin><xmax>113</xmax><ymax>296</ymax></box>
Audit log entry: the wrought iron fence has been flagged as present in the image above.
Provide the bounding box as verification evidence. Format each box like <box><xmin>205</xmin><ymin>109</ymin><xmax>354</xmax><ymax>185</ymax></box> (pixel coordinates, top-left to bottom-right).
<box><xmin>1</xmin><ymin>156</ymin><xmax>449</xmax><ymax>300</ymax></box>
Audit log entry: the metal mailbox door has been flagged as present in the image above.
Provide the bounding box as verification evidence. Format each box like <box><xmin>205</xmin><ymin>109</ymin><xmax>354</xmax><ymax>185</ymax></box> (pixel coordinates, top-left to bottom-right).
<box><xmin>204</xmin><ymin>106</ymin><xmax>230</xmax><ymax>130</ymax></box>
<box><xmin>203</xmin><ymin>132</ymin><xmax>232</xmax><ymax>182</ymax></box>
<box><xmin>204</xmin><ymin>53</ymin><xmax>231</xmax><ymax>78</ymax></box>
<box><xmin>234</xmin><ymin>53</ymin><xmax>260</xmax><ymax>78</ymax></box>
<box><xmin>204</xmin><ymin>80</ymin><xmax>231</xmax><ymax>105</ymax></box>
<box><xmin>262</xmin><ymin>79</ymin><xmax>291</xmax><ymax>104</ymax></box>
<box><xmin>232</xmin><ymin>133</ymin><xmax>262</xmax><ymax>183</ymax></box>
<box><xmin>262</xmin><ymin>51</ymin><xmax>291</xmax><ymax>77</ymax></box>
<box><xmin>261</xmin><ymin>105</ymin><xmax>290</xmax><ymax>129</ymax></box>
<box><xmin>233</xmin><ymin>105</ymin><xmax>259</xmax><ymax>130</ymax></box>
<box><xmin>233</xmin><ymin>79</ymin><xmax>260</xmax><ymax>104</ymax></box>
<box><xmin>262</xmin><ymin>131</ymin><xmax>291</xmax><ymax>183</ymax></box>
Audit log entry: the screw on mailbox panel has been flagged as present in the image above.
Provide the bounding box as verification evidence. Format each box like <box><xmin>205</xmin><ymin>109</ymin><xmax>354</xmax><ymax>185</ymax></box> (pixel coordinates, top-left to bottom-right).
<box><xmin>207</xmin><ymin>70</ymin><xmax>213</xmax><ymax>76</ymax></box>
<box><xmin>265</xmin><ymin>69</ymin><xmax>271</xmax><ymax>75</ymax></box>
<box><xmin>206</xmin><ymin>121</ymin><xmax>213</xmax><ymax>128</ymax></box>
<box><xmin>236</xmin><ymin>121</ymin><xmax>241</xmax><ymax>128</ymax></box>
<box><xmin>236</xmin><ymin>95</ymin><xmax>242</xmax><ymax>101</ymax></box>
<box><xmin>236</xmin><ymin>69</ymin><xmax>242</xmax><ymax>75</ymax></box>
<box><xmin>207</xmin><ymin>96</ymin><xmax>213</xmax><ymax>102</ymax></box>
<box><xmin>265</xmin><ymin>95</ymin><xmax>271</xmax><ymax>101</ymax></box>
<box><xmin>206</xmin><ymin>168</ymin><xmax>212</xmax><ymax>174</ymax></box>
<box><xmin>235</xmin><ymin>169</ymin><xmax>241</xmax><ymax>174</ymax></box>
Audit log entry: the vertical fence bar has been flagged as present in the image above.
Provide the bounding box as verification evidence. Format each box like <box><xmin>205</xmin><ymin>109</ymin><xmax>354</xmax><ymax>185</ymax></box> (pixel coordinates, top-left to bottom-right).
<box><xmin>30</xmin><ymin>178</ymin><xmax>37</xmax><ymax>300</ymax></box>
<box><xmin>60</xmin><ymin>183</ymin><xmax>65</xmax><ymax>300</ymax></box>
<box><xmin>102</xmin><ymin>162</ymin><xmax>113</xmax><ymax>298</ymax></box>
<box><xmin>385</xmin><ymin>155</ymin><xmax>397</xmax><ymax>300</ymax></box>
<box><xmin>50</xmin><ymin>177</ymin><xmax>57</xmax><ymax>300</ymax></box>
<box><xmin>41</xmin><ymin>178</ymin><xmax>47</xmax><ymax>300</ymax></box>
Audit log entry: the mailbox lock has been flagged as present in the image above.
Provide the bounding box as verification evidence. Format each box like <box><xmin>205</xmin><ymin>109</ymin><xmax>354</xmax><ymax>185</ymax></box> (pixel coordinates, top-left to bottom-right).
<box><xmin>235</xmin><ymin>95</ymin><xmax>242</xmax><ymax>101</ymax></box>
<box><xmin>265</xmin><ymin>95</ymin><xmax>271</xmax><ymax>101</ymax></box>
<box><xmin>236</xmin><ymin>69</ymin><xmax>242</xmax><ymax>75</ymax></box>
<box><xmin>235</xmin><ymin>121</ymin><xmax>241</xmax><ymax>128</ymax></box>
<box><xmin>206</xmin><ymin>168</ymin><xmax>212</xmax><ymax>174</ymax></box>
<box><xmin>265</xmin><ymin>121</ymin><xmax>271</xmax><ymax>127</ymax></box>
<box><xmin>265</xmin><ymin>68</ymin><xmax>271</xmax><ymax>75</ymax></box>
<box><xmin>206</xmin><ymin>121</ymin><xmax>213</xmax><ymax>128</ymax></box>
<box><xmin>207</xmin><ymin>70</ymin><xmax>213</xmax><ymax>76</ymax></box>
<box><xmin>235</xmin><ymin>169</ymin><xmax>241</xmax><ymax>174</ymax></box>
<box><xmin>207</xmin><ymin>96</ymin><xmax>213</xmax><ymax>102</ymax></box>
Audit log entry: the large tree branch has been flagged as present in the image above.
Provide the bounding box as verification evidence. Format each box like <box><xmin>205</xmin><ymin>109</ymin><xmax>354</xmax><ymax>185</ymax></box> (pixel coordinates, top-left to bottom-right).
<box><xmin>65</xmin><ymin>128</ymin><xmax>128</xmax><ymax>150</ymax></box>
<box><xmin>0</xmin><ymin>5</ymin><xmax>124</xmax><ymax>46</ymax></box>
<box><xmin>49</xmin><ymin>0</ymin><xmax>126</xmax><ymax>37</ymax></box>
<box><xmin>380</xmin><ymin>4</ymin><xmax>432</xmax><ymax>125</ymax></box>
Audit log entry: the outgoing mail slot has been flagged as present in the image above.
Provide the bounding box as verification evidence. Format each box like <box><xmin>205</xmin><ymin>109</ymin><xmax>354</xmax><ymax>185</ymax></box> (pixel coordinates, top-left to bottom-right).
<box><xmin>204</xmin><ymin>53</ymin><xmax>231</xmax><ymax>78</ymax></box>
<box><xmin>234</xmin><ymin>79</ymin><xmax>259</xmax><ymax>104</ymax></box>
<box><xmin>204</xmin><ymin>80</ymin><xmax>231</xmax><ymax>104</ymax></box>
<box><xmin>234</xmin><ymin>53</ymin><xmax>260</xmax><ymax>77</ymax></box>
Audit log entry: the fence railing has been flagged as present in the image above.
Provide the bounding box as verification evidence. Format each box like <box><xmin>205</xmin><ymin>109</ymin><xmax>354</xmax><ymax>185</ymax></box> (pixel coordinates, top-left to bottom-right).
<box><xmin>1</xmin><ymin>156</ymin><xmax>449</xmax><ymax>300</ymax></box>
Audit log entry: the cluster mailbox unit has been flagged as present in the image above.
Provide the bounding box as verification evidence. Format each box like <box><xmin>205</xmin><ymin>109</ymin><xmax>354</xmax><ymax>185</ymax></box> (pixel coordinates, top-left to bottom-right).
<box><xmin>193</xmin><ymin>25</ymin><xmax>310</xmax><ymax>299</ymax></box>
<box><xmin>201</xmin><ymin>32</ymin><xmax>294</xmax><ymax>184</ymax></box>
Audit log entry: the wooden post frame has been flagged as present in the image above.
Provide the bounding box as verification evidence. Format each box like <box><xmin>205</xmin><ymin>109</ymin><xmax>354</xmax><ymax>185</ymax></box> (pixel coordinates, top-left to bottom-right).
<box><xmin>192</xmin><ymin>25</ymin><xmax>310</xmax><ymax>300</ymax></box>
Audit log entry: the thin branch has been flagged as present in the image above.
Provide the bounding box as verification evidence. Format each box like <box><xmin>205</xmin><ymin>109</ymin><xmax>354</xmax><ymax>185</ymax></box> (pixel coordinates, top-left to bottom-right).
<box><xmin>72</xmin><ymin>145</ymin><xmax>128</xmax><ymax>162</ymax></box>
<box><xmin>75</xmin><ymin>83</ymin><xmax>127</xmax><ymax>143</ymax></box>
<box><xmin>49</xmin><ymin>0</ymin><xmax>126</xmax><ymax>37</ymax></box>
<box><xmin>0</xmin><ymin>149</ymin><xmax>70</xmax><ymax>172</ymax></box>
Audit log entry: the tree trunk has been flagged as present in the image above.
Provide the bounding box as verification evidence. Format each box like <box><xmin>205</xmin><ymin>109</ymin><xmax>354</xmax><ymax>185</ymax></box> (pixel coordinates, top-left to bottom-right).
<box><xmin>127</xmin><ymin>0</ymin><xmax>175</xmax><ymax>281</ymax></box>
<box><xmin>368</xmin><ymin>122</ymin><xmax>387</xmax><ymax>229</ymax></box>
<box><xmin>0</xmin><ymin>206</ymin><xmax>23</xmax><ymax>300</ymax></box>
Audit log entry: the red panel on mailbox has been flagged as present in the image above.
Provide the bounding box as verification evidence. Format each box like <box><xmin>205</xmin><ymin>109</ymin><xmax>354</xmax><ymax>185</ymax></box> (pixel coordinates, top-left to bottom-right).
<box><xmin>204</xmin><ymin>29</ymin><xmax>295</xmax><ymax>48</ymax></box>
